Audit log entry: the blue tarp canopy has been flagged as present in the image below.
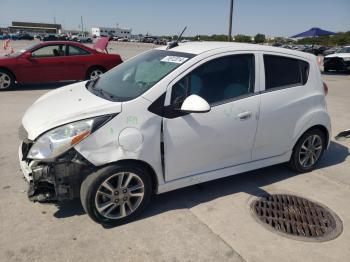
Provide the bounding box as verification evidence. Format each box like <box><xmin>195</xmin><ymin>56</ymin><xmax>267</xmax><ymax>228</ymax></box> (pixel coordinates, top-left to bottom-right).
<box><xmin>291</xmin><ymin>27</ymin><xmax>336</xmax><ymax>38</ymax></box>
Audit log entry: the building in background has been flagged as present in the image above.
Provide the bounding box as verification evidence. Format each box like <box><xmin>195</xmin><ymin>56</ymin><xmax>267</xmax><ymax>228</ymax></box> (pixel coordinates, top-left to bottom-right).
<box><xmin>91</xmin><ymin>27</ymin><xmax>132</xmax><ymax>38</ymax></box>
<box><xmin>9</xmin><ymin>21</ymin><xmax>61</xmax><ymax>34</ymax></box>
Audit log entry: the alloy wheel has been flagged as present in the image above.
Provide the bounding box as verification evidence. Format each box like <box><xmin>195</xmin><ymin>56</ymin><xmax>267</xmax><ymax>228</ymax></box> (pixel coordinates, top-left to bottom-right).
<box><xmin>90</xmin><ymin>69</ymin><xmax>103</xmax><ymax>80</ymax></box>
<box><xmin>94</xmin><ymin>172</ymin><xmax>145</xmax><ymax>219</ymax></box>
<box><xmin>0</xmin><ymin>72</ymin><xmax>11</xmax><ymax>89</ymax></box>
<box><xmin>298</xmin><ymin>134</ymin><xmax>323</xmax><ymax>168</ymax></box>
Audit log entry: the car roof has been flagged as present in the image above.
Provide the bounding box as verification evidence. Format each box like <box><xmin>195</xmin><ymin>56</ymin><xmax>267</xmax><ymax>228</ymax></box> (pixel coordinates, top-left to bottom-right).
<box><xmin>156</xmin><ymin>41</ymin><xmax>315</xmax><ymax>59</ymax></box>
<box><xmin>36</xmin><ymin>41</ymin><xmax>95</xmax><ymax>51</ymax></box>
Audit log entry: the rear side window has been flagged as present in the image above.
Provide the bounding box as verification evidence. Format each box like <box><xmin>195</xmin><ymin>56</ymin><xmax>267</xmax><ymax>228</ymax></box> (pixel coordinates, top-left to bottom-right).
<box><xmin>68</xmin><ymin>45</ymin><xmax>89</xmax><ymax>56</ymax></box>
<box><xmin>264</xmin><ymin>55</ymin><xmax>309</xmax><ymax>90</ymax></box>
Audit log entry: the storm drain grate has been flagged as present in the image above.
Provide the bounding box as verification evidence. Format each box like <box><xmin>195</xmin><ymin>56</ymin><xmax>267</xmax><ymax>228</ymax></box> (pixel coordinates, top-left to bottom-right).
<box><xmin>251</xmin><ymin>194</ymin><xmax>342</xmax><ymax>241</ymax></box>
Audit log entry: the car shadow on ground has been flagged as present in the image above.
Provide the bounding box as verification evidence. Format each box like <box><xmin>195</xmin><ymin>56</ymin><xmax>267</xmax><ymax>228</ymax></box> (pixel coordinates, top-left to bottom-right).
<box><xmin>53</xmin><ymin>140</ymin><xmax>349</xmax><ymax>226</ymax></box>
<box><xmin>9</xmin><ymin>81</ymin><xmax>77</xmax><ymax>91</ymax></box>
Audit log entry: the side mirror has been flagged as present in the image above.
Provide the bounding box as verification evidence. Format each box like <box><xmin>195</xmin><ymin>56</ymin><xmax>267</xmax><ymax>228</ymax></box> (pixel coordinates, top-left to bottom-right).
<box><xmin>180</xmin><ymin>95</ymin><xmax>211</xmax><ymax>113</ymax></box>
<box><xmin>23</xmin><ymin>52</ymin><xmax>32</xmax><ymax>60</ymax></box>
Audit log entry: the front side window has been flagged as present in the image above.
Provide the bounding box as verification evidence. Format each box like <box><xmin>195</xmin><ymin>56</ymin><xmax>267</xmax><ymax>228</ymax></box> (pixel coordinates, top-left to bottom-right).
<box><xmin>68</xmin><ymin>45</ymin><xmax>89</xmax><ymax>56</ymax></box>
<box><xmin>171</xmin><ymin>54</ymin><xmax>255</xmax><ymax>106</ymax></box>
<box><xmin>32</xmin><ymin>45</ymin><xmax>66</xmax><ymax>58</ymax></box>
<box><xmin>264</xmin><ymin>55</ymin><xmax>309</xmax><ymax>90</ymax></box>
<box><xmin>87</xmin><ymin>50</ymin><xmax>194</xmax><ymax>101</ymax></box>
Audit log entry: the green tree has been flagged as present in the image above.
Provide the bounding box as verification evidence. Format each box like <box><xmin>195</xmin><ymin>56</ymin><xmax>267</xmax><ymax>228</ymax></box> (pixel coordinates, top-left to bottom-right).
<box><xmin>254</xmin><ymin>33</ymin><xmax>266</xmax><ymax>43</ymax></box>
<box><xmin>234</xmin><ymin>34</ymin><xmax>252</xmax><ymax>43</ymax></box>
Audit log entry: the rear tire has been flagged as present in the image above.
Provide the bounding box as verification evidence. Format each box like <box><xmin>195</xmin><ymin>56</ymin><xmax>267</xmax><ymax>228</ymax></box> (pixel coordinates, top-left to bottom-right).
<box><xmin>288</xmin><ymin>129</ymin><xmax>326</xmax><ymax>173</ymax></box>
<box><xmin>86</xmin><ymin>66</ymin><xmax>105</xmax><ymax>80</ymax></box>
<box><xmin>80</xmin><ymin>164</ymin><xmax>152</xmax><ymax>226</ymax></box>
<box><xmin>0</xmin><ymin>69</ymin><xmax>15</xmax><ymax>90</ymax></box>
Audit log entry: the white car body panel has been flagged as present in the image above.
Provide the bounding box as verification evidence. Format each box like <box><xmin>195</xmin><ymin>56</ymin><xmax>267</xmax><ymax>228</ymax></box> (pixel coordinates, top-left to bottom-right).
<box><xmin>20</xmin><ymin>42</ymin><xmax>331</xmax><ymax>195</ymax></box>
<box><xmin>22</xmin><ymin>81</ymin><xmax>122</xmax><ymax>140</ymax></box>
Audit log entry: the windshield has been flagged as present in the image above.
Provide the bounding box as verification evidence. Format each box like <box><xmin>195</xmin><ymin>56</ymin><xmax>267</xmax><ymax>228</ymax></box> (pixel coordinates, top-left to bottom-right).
<box><xmin>4</xmin><ymin>43</ymin><xmax>37</xmax><ymax>57</ymax></box>
<box><xmin>87</xmin><ymin>50</ymin><xmax>194</xmax><ymax>101</ymax></box>
<box><xmin>337</xmin><ymin>47</ymin><xmax>350</xmax><ymax>53</ymax></box>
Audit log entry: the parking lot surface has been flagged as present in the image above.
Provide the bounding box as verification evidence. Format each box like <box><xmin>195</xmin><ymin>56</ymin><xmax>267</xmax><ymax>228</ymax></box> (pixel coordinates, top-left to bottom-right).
<box><xmin>0</xmin><ymin>41</ymin><xmax>349</xmax><ymax>262</ymax></box>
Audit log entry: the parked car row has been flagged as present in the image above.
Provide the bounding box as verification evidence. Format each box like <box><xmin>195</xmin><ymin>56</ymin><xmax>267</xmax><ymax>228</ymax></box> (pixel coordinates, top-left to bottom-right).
<box><xmin>275</xmin><ymin>43</ymin><xmax>342</xmax><ymax>56</ymax></box>
<box><xmin>274</xmin><ymin>43</ymin><xmax>350</xmax><ymax>72</ymax></box>
<box><xmin>0</xmin><ymin>33</ymin><xmax>34</xmax><ymax>40</ymax></box>
<box><xmin>37</xmin><ymin>34</ymin><xmax>93</xmax><ymax>43</ymax></box>
<box><xmin>0</xmin><ymin>32</ymin><xmax>93</xmax><ymax>43</ymax></box>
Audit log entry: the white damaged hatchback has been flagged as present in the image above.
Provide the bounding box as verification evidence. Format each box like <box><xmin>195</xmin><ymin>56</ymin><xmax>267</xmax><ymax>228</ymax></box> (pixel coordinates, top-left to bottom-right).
<box><xmin>19</xmin><ymin>42</ymin><xmax>331</xmax><ymax>225</ymax></box>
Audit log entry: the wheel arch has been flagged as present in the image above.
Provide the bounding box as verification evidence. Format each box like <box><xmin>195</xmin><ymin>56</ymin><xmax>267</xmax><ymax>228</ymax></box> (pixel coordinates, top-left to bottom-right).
<box><xmin>293</xmin><ymin>124</ymin><xmax>330</xmax><ymax>152</ymax></box>
<box><xmin>100</xmin><ymin>159</ymin><xmax>159</xmax><ymax>193</ymax></box>
<box><xmin>0</xmin><ymin>66</ymin><xmax>17</xmax><ymax>81</ymax></box>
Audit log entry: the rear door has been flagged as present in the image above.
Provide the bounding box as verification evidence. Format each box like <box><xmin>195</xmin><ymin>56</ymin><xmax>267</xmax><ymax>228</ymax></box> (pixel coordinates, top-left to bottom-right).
<box><xmin>17</xmin><ymin>44</ymin><xmax>68</xmax><ymax>83</ymax></box>
<box><xmin>163</xmin><ymin>53</ymin><xmax>261</xmax><ymax>181</ymax></box>
<box><xmin>64</xmin><ymin>44</ymin><xmax>93</xmax><ymax>80</ymax></box>
<box><xmin>252</xmin><ymin>53</ymin><xmax>311</xmax><ymax>160</ymax></box>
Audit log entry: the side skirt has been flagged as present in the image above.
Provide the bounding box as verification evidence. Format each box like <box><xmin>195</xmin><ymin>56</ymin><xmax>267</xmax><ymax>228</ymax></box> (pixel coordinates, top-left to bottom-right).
<box><xmin>156</xmin><ymin>151</ymin><xmax>292</xmax><ymax>194</ymax></box>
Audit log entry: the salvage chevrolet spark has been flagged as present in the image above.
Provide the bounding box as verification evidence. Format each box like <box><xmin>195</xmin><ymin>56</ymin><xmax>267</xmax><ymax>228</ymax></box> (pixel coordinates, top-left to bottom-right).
<box><xmin>19</xmin><ymin>42</ymin><xmax>331</xmax><ymax>225</ymax></box>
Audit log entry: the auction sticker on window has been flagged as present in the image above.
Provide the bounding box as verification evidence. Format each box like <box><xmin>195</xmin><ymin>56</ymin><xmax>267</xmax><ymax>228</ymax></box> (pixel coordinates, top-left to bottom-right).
<box><xmin>161</xmin><ymin>56</ymin><xmax>188</xmax><ymax>64</ymax></box>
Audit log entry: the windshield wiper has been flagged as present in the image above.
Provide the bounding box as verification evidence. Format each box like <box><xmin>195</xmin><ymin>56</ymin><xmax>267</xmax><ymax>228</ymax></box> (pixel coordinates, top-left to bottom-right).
<box><xmin>91</xmin><ymin>86</ymin><xmax>114</xmax><ymax>101</ymax></box>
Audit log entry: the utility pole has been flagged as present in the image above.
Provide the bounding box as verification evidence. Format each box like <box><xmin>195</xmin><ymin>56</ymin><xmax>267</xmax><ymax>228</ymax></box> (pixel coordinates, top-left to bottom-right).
<box><xmin>228</xmin><ymin>0</ymin><xmax>234</xmax><ymax>42</ymax></box>
<box><xmin>81</xmin><ymin>16</ymin><xmax>84</xmax><ymax>35</ymax></box>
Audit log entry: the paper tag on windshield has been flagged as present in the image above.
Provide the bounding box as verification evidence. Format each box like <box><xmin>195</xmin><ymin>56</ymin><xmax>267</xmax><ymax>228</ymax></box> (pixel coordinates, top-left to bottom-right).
<box><xmin>161</xmin><ymin>56</ymin><xmax>188</xmax><ymax>64</ymax></box>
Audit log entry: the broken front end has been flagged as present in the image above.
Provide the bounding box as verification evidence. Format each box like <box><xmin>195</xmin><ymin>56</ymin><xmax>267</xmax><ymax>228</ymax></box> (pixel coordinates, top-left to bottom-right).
<box><xmin>19</xmin><ymin>141</ymin><xmax>93</xmax><ymax>202</ymax></box>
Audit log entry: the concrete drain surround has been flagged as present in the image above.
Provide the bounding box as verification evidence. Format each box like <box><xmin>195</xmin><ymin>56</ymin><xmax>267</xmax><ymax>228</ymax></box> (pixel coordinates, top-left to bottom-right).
<box><xmin>251</xmin><ymin>194</ymin><xmax>343</xmax><ymax>242</ymax></box>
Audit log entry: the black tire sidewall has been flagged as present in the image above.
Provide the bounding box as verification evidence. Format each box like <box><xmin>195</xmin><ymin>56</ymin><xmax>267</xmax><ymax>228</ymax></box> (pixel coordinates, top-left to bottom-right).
<box><xmin>290</xmin><ymin>129</ymin><xmax>326</xmax><ymax>173</ymax></box>
<box><xmin>86</xmin><ymin>67</ymin><xmax>105</xmax><ymax>80</ymax></box>
<box><xmin>80</xmin><ymin>164</ymin><xmax>152</xmax><ymax>226</ymax></box>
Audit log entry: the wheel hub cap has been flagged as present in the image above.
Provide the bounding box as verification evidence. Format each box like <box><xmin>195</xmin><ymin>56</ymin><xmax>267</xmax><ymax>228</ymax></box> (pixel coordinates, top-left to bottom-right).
<box><xmin>0</xmin><ymin>73</ymin><xmax>11</xmax><ymax>89</ymax></box>
<box><xmin>95</xmin><ymin>172</ymin><xmax>145</xmax><ymax>219</ymax></box>
<box><xmin>298</xmin><ymin>134</ymin><xmax>323</xmax><ymax>168</ymax></box>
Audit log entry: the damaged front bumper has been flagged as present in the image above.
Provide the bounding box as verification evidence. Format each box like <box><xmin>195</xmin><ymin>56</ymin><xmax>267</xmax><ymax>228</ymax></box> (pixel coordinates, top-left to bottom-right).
<box><xmin>18</xmin><ymin>141</ymin><xmax>94</xmax><ymax>202</ymax></box>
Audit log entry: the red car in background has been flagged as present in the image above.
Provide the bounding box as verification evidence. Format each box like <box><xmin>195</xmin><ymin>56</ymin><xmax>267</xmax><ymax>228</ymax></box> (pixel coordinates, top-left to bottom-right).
<box><xmin>0</xmin><ymin>40</ymin><xmax>122</xmax><ymax>90</ymax></box>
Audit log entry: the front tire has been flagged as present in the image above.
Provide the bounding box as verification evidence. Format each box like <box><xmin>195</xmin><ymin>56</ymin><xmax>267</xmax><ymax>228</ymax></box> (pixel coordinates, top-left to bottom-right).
<box><xmin>0</xmin><ymin>69</ymin><xmax>15</xmax><ymax>90</ymax></box>
<box><xmin>80</xmin><ymin>164</ymin><xmax>152</xmax><ymax>226</ymax></box>
<box><xmin>288</xmin><ymin>129</ymin><xmax>326</xmax><ymax>173</ymax></box>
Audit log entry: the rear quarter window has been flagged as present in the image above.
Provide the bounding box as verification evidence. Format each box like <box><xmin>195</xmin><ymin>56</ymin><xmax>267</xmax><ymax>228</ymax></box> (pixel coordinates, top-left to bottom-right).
<box><xmin>264</xmin><ymin>55</ymin><xmax>309</xmax><ymax>90</ymax></box>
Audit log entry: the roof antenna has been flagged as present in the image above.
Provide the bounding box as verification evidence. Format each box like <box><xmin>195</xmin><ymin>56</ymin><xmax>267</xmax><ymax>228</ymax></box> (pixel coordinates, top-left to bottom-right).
<box><xmin>167</xmin><ymin>26</ymin><xmax>187</xmax><ymax>50</ymax></box>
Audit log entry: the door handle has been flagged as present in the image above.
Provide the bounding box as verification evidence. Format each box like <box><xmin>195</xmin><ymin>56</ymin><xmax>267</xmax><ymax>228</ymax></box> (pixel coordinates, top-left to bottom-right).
<box><xmin>238</xmin><ymin>111</ymin><xmax>252</xmax><ymax>120</ymax></box>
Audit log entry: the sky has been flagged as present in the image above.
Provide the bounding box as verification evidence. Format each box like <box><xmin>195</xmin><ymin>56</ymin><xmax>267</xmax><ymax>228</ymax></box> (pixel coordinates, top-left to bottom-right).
<box><xmin>1</xmin><ymin>0</ymin><xmax>349</xmax><ymax>37</ymax></box>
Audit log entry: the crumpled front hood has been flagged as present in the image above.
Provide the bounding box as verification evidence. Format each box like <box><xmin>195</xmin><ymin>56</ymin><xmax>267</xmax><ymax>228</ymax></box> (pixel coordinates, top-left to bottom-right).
<box><xmin>22</xmin><ymin>81</ymin><xmax>122</xmax><ymax>140</ymax></box>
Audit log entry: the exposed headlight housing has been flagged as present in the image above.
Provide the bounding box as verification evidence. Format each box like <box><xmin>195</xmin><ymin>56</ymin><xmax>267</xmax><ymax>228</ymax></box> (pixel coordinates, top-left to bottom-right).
<box><xmin>27</xmin><ymin>115</ymin><xmax>114</xmax><ymax>160</ymax></box>
<box><xmin>343</xmin><ymin>57</ymin><xmax>350</xmax><ymax>61</ymax></box>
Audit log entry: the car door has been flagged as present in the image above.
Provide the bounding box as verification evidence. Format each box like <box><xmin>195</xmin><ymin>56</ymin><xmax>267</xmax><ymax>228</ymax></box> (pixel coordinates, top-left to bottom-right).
<box><xmin>252</xmin><ymin>53</ymin><xmax>311</xmax><ymax>160</ymax></box>
<box><xmin>163</xmin><ymin>53</ymin><xmax>261</xmax><ymax>182</ymax></box>
<box><xmin>17</xmin><ymin>44</ymin><xmax>68</xmax><ymax>83</ymax></box>
<box><xmin>64</xmin><ymin>44</ymin><xmax>92</xmax><ymax>80</ymax></box>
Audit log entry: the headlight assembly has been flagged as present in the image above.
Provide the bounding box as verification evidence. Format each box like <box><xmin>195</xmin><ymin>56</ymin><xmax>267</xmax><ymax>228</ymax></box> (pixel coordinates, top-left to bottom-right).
<box><xmin>343</xmin><ymin>57</ymin><xmax>350</xmax><ymax>62</ymax></box>
<box><xmin>27</xmin><ymin>115</ymin><xmax>114</xmax><ymax>160</ymax></box>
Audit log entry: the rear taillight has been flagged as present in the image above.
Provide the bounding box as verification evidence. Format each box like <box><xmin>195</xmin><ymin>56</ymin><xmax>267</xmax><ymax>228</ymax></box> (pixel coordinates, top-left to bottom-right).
<box><xmin>323</xmin><ymin>82</ymin><xmax>328</xmax><ymax>96</ymax></box>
